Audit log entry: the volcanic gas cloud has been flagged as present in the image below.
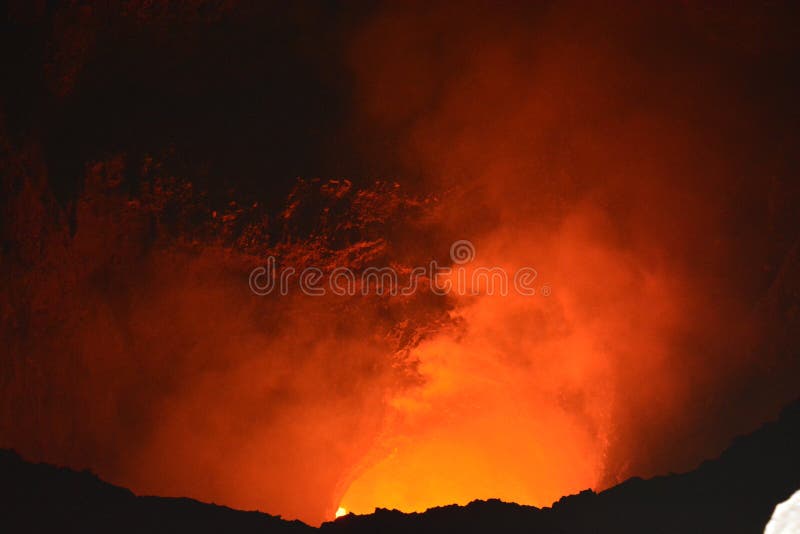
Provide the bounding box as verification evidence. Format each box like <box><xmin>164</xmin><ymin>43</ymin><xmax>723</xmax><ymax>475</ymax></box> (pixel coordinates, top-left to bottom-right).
<box><xmin>1</xmin><ymin>1</ymin><xmax>799</xmax><ymax>527</ymax></box>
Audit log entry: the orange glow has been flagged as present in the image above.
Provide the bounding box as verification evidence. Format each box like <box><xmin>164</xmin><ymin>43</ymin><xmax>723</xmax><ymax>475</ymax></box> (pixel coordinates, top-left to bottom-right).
<box><xmin>2</xmin><ymin>1</ymin><xmax>798</xmax><ymax>529</ymax></box>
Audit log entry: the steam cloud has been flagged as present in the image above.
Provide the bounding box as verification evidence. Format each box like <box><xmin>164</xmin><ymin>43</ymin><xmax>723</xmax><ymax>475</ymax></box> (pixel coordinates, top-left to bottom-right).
<box><xmin>2</xmin><ymin>0</ymin><xmax>799</xmax><ymax>526</ymax></box>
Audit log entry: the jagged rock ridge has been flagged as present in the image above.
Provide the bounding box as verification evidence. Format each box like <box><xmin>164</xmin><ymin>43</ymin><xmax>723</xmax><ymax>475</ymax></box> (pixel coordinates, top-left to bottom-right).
<box><xmin>2</xmin><ymin>399</ymin><xmax>798</xmax><ymax>533</ymax></box>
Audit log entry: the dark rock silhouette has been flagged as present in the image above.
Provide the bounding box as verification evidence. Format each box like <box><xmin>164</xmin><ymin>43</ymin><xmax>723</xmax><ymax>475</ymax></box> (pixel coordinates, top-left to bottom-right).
<box><xmin>323</xmin><ymin>399</ymin><xmax>800</xmax><ymax>533</ymax></box>
<box><xmin>0</xmin><ymin>448</ymin><xmax>313</xmax><ymax>534</ymax></box>
<box><xmin>2</xmin><ymin>399</ymin><xmax>798</xmax><ymax>533</ymax></box>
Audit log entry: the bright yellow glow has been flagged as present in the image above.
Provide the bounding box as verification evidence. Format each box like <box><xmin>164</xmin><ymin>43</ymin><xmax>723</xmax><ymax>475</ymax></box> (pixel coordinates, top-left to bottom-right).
<box><xmin>335</xmin><ymin>506</ymin><xmax>347</xmax><ymax>518</ymax></box>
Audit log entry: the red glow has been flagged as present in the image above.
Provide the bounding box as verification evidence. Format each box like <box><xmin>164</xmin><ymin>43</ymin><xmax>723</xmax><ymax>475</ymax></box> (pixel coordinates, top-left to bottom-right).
<box><xmin>2</xmin><ymin>1</ymin><xmax>799</xmax><ymax>527</ymax></box>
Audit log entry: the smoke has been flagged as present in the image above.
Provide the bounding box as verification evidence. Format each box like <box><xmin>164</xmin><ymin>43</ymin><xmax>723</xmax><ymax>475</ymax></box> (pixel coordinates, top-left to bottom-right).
<box><xmin>2</xmin><ymin>0</ymin><xmax>799</xmax><ymax>527</ymax></box>
<box><xmin>0</xmin><ymin>151</ymin><xmax>442</xmax><ymax>524</ymax></box>
<box><xmin>337</xmin><ymin>0</ymin><xmax>800</xmax><ymax>515</ymax></box>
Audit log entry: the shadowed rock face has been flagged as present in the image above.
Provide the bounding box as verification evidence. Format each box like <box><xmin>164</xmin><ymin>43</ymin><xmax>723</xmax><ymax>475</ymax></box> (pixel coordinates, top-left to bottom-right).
<box><xmin>2</xmin><ymin>399</ymin><xmax>798</xmax><ymax>534</ymax></box>
<box><xmin>0</xmin><ymin>449</ymin><xmax>314</xmax><ymax>534</ymax></box>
